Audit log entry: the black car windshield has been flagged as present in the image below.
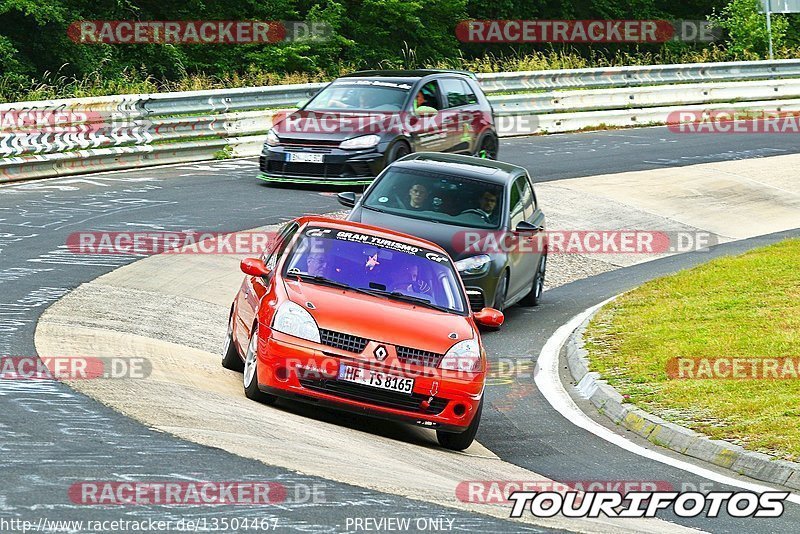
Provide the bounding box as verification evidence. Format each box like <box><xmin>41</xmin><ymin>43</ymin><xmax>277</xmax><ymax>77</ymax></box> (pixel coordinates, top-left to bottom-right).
<box><xmin>305</xmin><ymin>80</ymin><xmax>411</xmax><ymax>112</ymax></box>
<box><xmin>362</xmin><ymin>168</ymin><xmax>504</xmax><ymax>229</ymax></box>
<box><xmin>283</xmin><ymin>227</ymin><xmax>467</xmax><ymax>314</ymax></box>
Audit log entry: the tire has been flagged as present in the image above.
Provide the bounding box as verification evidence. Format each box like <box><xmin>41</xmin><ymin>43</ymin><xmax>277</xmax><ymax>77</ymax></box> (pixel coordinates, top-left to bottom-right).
<box><xmin>474</xmin><ymin>133</ymin><xmax>499</xmax><ymax>160</ymax></box>
<box><xmin>520</xmin><ymin>252</ymin><xmax>547</xmax><ymax>307</ymax></box>
<box><xmin>385</xmin><ymin>140</ymin><xmax>411</xmax><ymax>165</ymax></box>
<box><xmin>221</xmin><ymin>314</ymin><xmax>244</xmax><ymax>371</ymax></box>
<box><xmin>243</xmin><ymin>327</ymin><xmax>277</xmax><ymax>405</ymax></box>
<box><xmin>436</xmin><ymin>398</ymin><xmax>483</xmax><ymax>451</ymax></box>
<box><xmin>492</xmin><ymin>271</ymin><xmax>508</xmax><ymax>311</ymax></box>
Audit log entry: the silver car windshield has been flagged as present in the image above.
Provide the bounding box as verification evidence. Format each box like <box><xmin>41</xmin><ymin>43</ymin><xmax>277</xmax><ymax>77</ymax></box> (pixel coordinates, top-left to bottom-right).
<box><xmin>362</xmin><ymin>168</ymin><xmax>504</xmax><ymax>230</ymax></box>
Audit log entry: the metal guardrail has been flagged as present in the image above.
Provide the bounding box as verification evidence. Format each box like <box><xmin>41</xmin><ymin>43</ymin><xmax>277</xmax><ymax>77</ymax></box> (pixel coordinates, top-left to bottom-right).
<box><xmin>477</xmin><ymin>59</ymin><xmax>800</xmax><ymax>92</ymax></box>
<box><xmin>490</xmin><ymin>79</ymin><xmax>800</xmax><ymax>115</ymax></box>
<box><xmin>3</xmin><ymin>59</ymin><xmax>800</xmax><ymax>183</ymax></box>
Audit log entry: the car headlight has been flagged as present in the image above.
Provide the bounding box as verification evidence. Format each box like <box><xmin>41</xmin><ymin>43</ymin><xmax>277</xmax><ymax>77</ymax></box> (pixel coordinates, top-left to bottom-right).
<box><xmin>271</xmin><ymin>301</ymin><xmax>320</xmax><ymax>343</ymax></box>
<box><xmin>440</xmin><ymin>339</ymin><xmax>483</xmax><ymax>373</ymax></box>
<box><xmin>455</xmin><ymin>255</ymin><xmax>492</xmax><ymax>276</ymax></box>
<box><xmin>339</xmin><ymin>134</ymin><xmax>380</xmax><ymax>150</ymax></box>
<box><xmin>265</xmin><ymin>129</ymin><xmax>280</xmax><ymax>147</ymax></box>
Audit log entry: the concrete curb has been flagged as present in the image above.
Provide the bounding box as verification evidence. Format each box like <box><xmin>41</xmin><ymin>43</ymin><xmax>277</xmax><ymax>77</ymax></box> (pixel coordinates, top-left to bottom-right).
<box><xmin>565</xmin><ymin>309</ymin><xmax>800</xmax><ymax>492</ymax></box>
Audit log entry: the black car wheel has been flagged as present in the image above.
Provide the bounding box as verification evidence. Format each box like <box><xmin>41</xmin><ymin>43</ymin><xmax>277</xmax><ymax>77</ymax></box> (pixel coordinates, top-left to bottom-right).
<box><xmin>221</xmin><ymin>314</ymin><xmax>244</xmax><ymax>371</ymax></box>
<box><xmin>243</xmin><ymin>327</ymin><xmax>277</xmax><ymax>405</ymax></box>
<box><xmin>437</xmin><ymin>398</ymin><xmax>483</xmax><ymax>451</ymax></box>
<box><xmin>386</xmin><ymin>140</ymin><xmax>411</xmax><ymax>165</ymax></box>
<box><xmin>475</xmin><ymin>133</ymin><xmax>498</xmax><ymax>160</ymax></box>
<box><xmin>492</xmin><ymin>271</ymin><xmax>508</xmax><ymax>311</ymax></box>
<box><xmin>520</xmin><ymin>252</ymin><xmax>547</xmax><ymax>307</ymax></box>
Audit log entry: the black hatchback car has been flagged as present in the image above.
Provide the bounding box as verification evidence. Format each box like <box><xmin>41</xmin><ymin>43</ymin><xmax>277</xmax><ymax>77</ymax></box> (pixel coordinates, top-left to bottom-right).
<box><xmin>339</xmin><ymin>152</ymin><xmax>547</xmax><ymax>313</ymax></box>
<box><xmin>259</xmin><ymin>70</ymin><xmax>498</xmax><ymax>185</ymax></box>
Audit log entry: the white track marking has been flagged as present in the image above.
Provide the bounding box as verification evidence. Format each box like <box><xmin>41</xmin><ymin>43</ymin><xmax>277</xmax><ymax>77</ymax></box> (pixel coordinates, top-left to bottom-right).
<box><xmin>0</xmin><ymin>157</ymin><xmax>258</xmax><ymax>190</ymax></box>
<box><xmin>534</xmin><ymin>297</ymin><xmax>800</xmax><ymax>505</ymax></box>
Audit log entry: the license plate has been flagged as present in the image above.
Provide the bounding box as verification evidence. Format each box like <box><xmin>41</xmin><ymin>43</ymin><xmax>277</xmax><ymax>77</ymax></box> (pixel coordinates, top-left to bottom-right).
<box><xmin>338</xmin><ymin>364</ymin><xmax>414</xmax><ymax>395</ymax></box>
<box><xmin>286</xmin><ymin>152</ymin><xmax>324</xmax><ymax>163</ymax></box>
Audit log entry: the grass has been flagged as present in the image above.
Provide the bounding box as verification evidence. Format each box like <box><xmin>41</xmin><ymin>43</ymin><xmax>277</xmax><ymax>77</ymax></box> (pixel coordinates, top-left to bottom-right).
<box><xmin>0</xmin><ymin>67</ymin><xmax>336</xmax><ymax>103</ymax></box>
<box><xmin>584</xmin><ymin>239</ymin><xmax>800</xmax><ymax>461</ymax></box>
<box><xmin>5</xmin><ymin>44</ymin><xmax>800</xmax><ymax>103</ymax></box>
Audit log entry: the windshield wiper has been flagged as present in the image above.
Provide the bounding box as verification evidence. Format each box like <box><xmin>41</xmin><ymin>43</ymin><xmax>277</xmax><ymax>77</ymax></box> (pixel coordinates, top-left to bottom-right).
<box><xmin>362</xmin><ymin>204</ymin><xmax>388</xmax><ymax>214</ymax></box>
<box><xmin>363</xmin><ymin>204</ymin><xmax>442</xmax><ymax>224</ymax></box>
<box><xmin>286</xmin><ymin>273</ymin><xmax>374</xmax><ymax>297</ymax></box>
<box><xmin>360</xmin><ymin>288</ymin><xmax>452</xmax><ymax>313</ymax></box>
<box><xmin>287</xmin><ymin>274</ymin><xmax>455</xmax><ymax>313</ymax></box>
<box><xmin>286</xmin><ymin>273</ymin><xmax>350</xmax><ymax>290</ymax></box>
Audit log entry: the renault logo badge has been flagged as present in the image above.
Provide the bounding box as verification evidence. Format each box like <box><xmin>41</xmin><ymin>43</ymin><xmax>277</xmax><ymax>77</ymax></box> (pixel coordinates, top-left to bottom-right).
<box><xmin>374</xmin><ymin>345</ymin><xmax>388</xmax><ymax>361</ymax></box>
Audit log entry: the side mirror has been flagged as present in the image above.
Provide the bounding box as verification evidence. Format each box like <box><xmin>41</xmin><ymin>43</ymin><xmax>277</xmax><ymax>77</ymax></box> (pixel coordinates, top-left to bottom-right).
<box><xmin>515</xmin><ymin>221</ymin><xmax>543</xmax><ymax>233</ymax></box>
<box><xmin>240</xmin><ymin>258</ymin><xmax>270</xmax><ymax>277</ymax></box>
<box><xmin>337</xmin><ymin>191</ymin><xmax>357</xmax><ymax>208</ymax></box>
<box><xmin>474</xmin><ymin>307</ymin><xmax>504</xmax><ymax>328</ymax></box>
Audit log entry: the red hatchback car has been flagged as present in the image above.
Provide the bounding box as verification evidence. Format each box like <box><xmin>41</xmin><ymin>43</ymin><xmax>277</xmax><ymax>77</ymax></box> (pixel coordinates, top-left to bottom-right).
<box><xmin>222</xmin><ymin>217</ymin><xmax>503</xmax><ymax>450</ymax></box>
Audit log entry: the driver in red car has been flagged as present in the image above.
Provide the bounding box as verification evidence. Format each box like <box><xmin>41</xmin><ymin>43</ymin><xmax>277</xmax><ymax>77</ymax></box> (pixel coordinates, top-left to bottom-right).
<box><xmin>306</xmin><ymin>251</ymin><xmax>328</xmax><ymax>277</ymax></box>
<box><xmin>392</xmin><ymin>263</ymin><xmax>432</xmax><ymax>296</ymax></box>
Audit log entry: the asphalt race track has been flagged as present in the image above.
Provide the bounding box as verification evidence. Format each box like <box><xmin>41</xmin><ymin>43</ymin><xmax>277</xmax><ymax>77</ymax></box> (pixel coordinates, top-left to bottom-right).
<box><xmin>2</xmin><ymin>126</ymin><xmax>799</xmax><ymax>532</ymax></box>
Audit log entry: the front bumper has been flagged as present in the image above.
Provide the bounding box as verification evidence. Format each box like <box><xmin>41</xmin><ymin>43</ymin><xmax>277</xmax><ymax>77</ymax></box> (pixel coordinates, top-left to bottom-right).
<box><xmin>259</xmin><ymin>144</ymin><xmax>387</xmax><ymax>184</ymax></box>
<box><xmin>460</xmin><ymin>266</ymin><xmax>503</xmax><ymax>312</ymax></box>
<box><xmin>256</xmin><ymin>330</ymin><xmax>483</xmax><ymax>432</ymax></box>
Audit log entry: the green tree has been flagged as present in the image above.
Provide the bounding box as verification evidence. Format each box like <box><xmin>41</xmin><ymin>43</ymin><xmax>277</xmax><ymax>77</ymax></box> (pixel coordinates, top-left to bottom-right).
<box><xmin>709</xmin><ymin>0</ymin><xmax>788</xmax><ymax>58</ymax></box>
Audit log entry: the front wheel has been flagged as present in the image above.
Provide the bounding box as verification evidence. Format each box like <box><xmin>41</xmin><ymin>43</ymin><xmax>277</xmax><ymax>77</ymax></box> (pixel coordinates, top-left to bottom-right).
<box><xmin>492</xmin><ymin>271</ymin><xmax>508</xmax><ymax>311</ymax></box>
<box><xmin>437</xmin><ymin>399</ymin><xmax>483</xmax><ymax>451</ymax></box>
<box><xmin>385</xmin><ymin>141</ymin><xmax>411</xmax><ymax>165</ymax></box>
<box><xmin>474</xmin><ymin>133</ymin><xmax>498</xmax><ymax>160</ymax></box>
<box><xmin>243</xmin><ymin>327</ymin><xmax>277</xmax><ymax>405</ymax></box>
<box><xmin>520</xmin><ymin>252</ymin><xmax>547</xmax><ymax>307</ymax></box>
<box><xmin>221</xmin><ymin>314</ymin><xmax>244</xmax><ymax>371</ymax></box>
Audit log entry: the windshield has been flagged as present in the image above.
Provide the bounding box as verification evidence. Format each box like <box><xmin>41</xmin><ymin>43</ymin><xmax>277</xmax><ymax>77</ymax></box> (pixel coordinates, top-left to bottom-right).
<box><xmin>305</xmin><ymin>80</ymin><xmax>411</xmax><ymax>112</ymax></box>
<box><xmin>283</xmin><ymin>227</ymin><xmax>467</xmax><ymax>314</ymax></box>
<box><xmin>362</xmin><ymin>168</ymin><xmax>504</xmax><ymax>229</ymax></box>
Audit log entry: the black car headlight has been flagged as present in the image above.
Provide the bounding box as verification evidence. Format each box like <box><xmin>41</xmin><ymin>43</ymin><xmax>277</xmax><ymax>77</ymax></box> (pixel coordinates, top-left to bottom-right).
<box><xmin>455</xmin><ymin>254</ymin><xmax>492</xmax><ymax>276</ymax></box>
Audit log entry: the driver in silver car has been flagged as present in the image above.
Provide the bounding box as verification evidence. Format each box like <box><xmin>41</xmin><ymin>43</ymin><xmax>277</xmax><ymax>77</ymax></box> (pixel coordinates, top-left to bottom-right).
<box><xmin>460</xmin><ymin>190</ymin><xmax>498</xmax><ymax>223</ymax></box>
<box><xmin>476</xmin><ymin>190</ymin><xmax>498</xmax><ymax>218</ymax></box>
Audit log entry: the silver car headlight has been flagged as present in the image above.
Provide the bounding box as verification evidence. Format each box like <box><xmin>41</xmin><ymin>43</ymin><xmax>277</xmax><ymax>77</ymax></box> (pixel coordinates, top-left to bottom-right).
<box><xmin>265</xmin><ymin>129</ymin><xmax>280</xmax><ymax>147</ymax></box>
<box><xmin>339</xmin><ymin>134</ymin><xmax>380</xmax><ymax>150</ymax></box>
<box><xmin>455</xmin><ymin>254</ymin><xmax>492</xmax><ymax>276</ymax></box>
<box><xmin>440</xmin><ymin>339</ymin><xmax>482</xmax><ymax>373</ymax></box>
<box><xmin>272</xmin><ymin>301</ymin><xmax>320</xmax><ymax>343</ymax></box>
